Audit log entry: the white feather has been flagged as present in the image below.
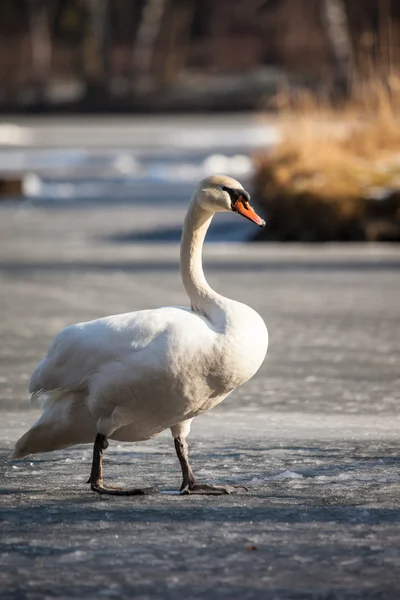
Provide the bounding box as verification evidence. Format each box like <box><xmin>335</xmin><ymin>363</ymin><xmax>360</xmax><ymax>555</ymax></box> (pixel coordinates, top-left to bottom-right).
<box><xmin>12</xmin><ymin>175</ymin><xmax>268</xmax><ymax>459</ymax></box>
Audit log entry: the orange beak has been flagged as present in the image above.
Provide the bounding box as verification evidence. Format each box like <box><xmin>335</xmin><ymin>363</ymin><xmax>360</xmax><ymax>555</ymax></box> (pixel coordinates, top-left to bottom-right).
<box><xmin>232</xmin><ymin>197</ymin><xmax>266</xmax><ymax>227</ymax></box>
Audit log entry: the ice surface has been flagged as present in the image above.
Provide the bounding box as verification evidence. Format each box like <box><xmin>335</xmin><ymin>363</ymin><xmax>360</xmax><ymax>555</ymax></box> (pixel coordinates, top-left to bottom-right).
<box><xmin>1</xmin><ymin>123</ymin><xmax>400</xmax><ymax>598</ymax></box>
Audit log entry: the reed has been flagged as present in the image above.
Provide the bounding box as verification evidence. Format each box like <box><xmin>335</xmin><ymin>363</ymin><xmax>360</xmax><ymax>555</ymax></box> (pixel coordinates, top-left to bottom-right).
<box><xmin>255</xmin><ymin>74</ymin><xmax>400</xmax><ymax>241</ymax></box>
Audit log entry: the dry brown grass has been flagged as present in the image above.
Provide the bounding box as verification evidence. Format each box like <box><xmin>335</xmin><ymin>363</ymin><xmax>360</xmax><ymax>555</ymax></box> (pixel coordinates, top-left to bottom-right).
<box><xmin>255</xmin><ymin>76</ymin><xmax>400</xmax><ymax>241</ymax></box>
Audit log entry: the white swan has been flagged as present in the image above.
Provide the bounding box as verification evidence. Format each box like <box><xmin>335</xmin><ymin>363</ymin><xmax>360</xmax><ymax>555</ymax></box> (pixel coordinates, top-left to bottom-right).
<box><xmin>13</xmin><ymin>175</ymin><xmax>268</xmax><ymax>495</ymax></box>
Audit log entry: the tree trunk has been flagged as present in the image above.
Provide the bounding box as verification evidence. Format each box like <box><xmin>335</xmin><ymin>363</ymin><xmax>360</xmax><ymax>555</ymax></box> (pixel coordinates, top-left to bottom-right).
<box><xmin>132</xmin><ymin>0</ymin><xmax>167</xmax><ymax>77</ymax></box>
<box><xmin>320</xmin><ymin>0</ymin><xmax>353</xmax><ymax>98</ymax></box>
<box><xmin>27</xmin><ymin>0</ymin><xmax>52</xmax><ymax>91</ymax></box>
<box><xmin>83</xmin><ymin>0</ymin><xmax>109</xmax><ymax>83</ymax></box>
<box><xmin>159</xmin><ymin>0</ymin><xmax>195</xmax><ymax>85</ymax></box>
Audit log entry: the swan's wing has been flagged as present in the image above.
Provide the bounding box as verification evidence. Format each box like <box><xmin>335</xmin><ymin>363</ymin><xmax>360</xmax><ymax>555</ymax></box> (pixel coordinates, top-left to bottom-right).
<box><xmin>29</xmin><ymin>306</ymin><xmax>198</xmax><ymax>398</ymax></box>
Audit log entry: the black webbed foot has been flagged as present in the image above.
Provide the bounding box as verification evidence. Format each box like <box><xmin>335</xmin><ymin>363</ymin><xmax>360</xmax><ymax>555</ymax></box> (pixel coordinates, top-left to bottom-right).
<box><xmin>90</xmin><ymin>482</ymin><xmax>159</xmax><ymax>496</ymax></box>
<box><xmin>180</xmin><ymin>482</ymin><xmax>248</xmax><ymax>496</ymax></box>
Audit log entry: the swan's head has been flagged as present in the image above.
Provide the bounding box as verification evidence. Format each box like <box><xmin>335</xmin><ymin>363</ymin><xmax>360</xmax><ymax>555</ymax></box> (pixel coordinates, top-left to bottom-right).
<box><xmin>196</xmin><ymin>175</ymin><xmax>266</xmax><ymax>227</ymax></box>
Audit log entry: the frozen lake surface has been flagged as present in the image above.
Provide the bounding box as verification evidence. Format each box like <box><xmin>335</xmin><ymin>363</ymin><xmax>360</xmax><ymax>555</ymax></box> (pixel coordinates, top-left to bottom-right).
<box><xmin>1</xmin><ymin>117</ymin><xmax>400</xmax><ymax>599</ymax></box>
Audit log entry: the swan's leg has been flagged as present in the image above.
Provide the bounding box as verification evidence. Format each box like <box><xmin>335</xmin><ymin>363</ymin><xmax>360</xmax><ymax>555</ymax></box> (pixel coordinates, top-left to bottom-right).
<box><xmin>88</xmin><ymin>433</ymin><xmax>158</xmax><ymax>496</ymax></box>
<box><xmin>171</xmin><ymin>421</ymin><xmax>247</xmax><ymax>496</ymax></box>
<box><xmin>174</xmin><ymin>436</ymin><xmax>195</xmax><ymax>491</ymax></box>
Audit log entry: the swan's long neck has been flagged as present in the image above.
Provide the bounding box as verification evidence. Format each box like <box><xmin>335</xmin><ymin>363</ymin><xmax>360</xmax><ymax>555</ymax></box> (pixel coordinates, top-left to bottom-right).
<box><xmin>180</xmin><ymin>200</ymin><xmax>225</xmax><ymax>321</ymax></box>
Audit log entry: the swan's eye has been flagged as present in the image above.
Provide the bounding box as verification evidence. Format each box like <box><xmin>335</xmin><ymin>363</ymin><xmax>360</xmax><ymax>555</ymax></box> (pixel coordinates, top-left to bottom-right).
<box><xmin>222</xmin><ymin>186</ymin><xmax>250</xmax><ymax>207</ymax></box>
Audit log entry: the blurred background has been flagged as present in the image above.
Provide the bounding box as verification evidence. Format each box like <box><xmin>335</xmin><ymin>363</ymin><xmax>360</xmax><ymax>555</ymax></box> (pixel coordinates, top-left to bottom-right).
<box><xmin>0</xmin><ymin>0</ymin><xmax>399</xmax><ymax>113</ymax></box>
<box><xmin>2</xmin><ymin>6</ymin><xmax>400</xmax><ymax>596</ymax></box>
<box><xmin>0</xmin><ymin>0</ymin><xmax>400</xmax><ymax>241</ymax></box>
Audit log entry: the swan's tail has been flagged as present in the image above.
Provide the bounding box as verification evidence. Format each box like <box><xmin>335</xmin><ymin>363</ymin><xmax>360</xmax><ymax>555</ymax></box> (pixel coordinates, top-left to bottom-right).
<box><xmin>11</xmin><ymin>390</ymin><xmax>97</xmax><ymax>459</ymax></box>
